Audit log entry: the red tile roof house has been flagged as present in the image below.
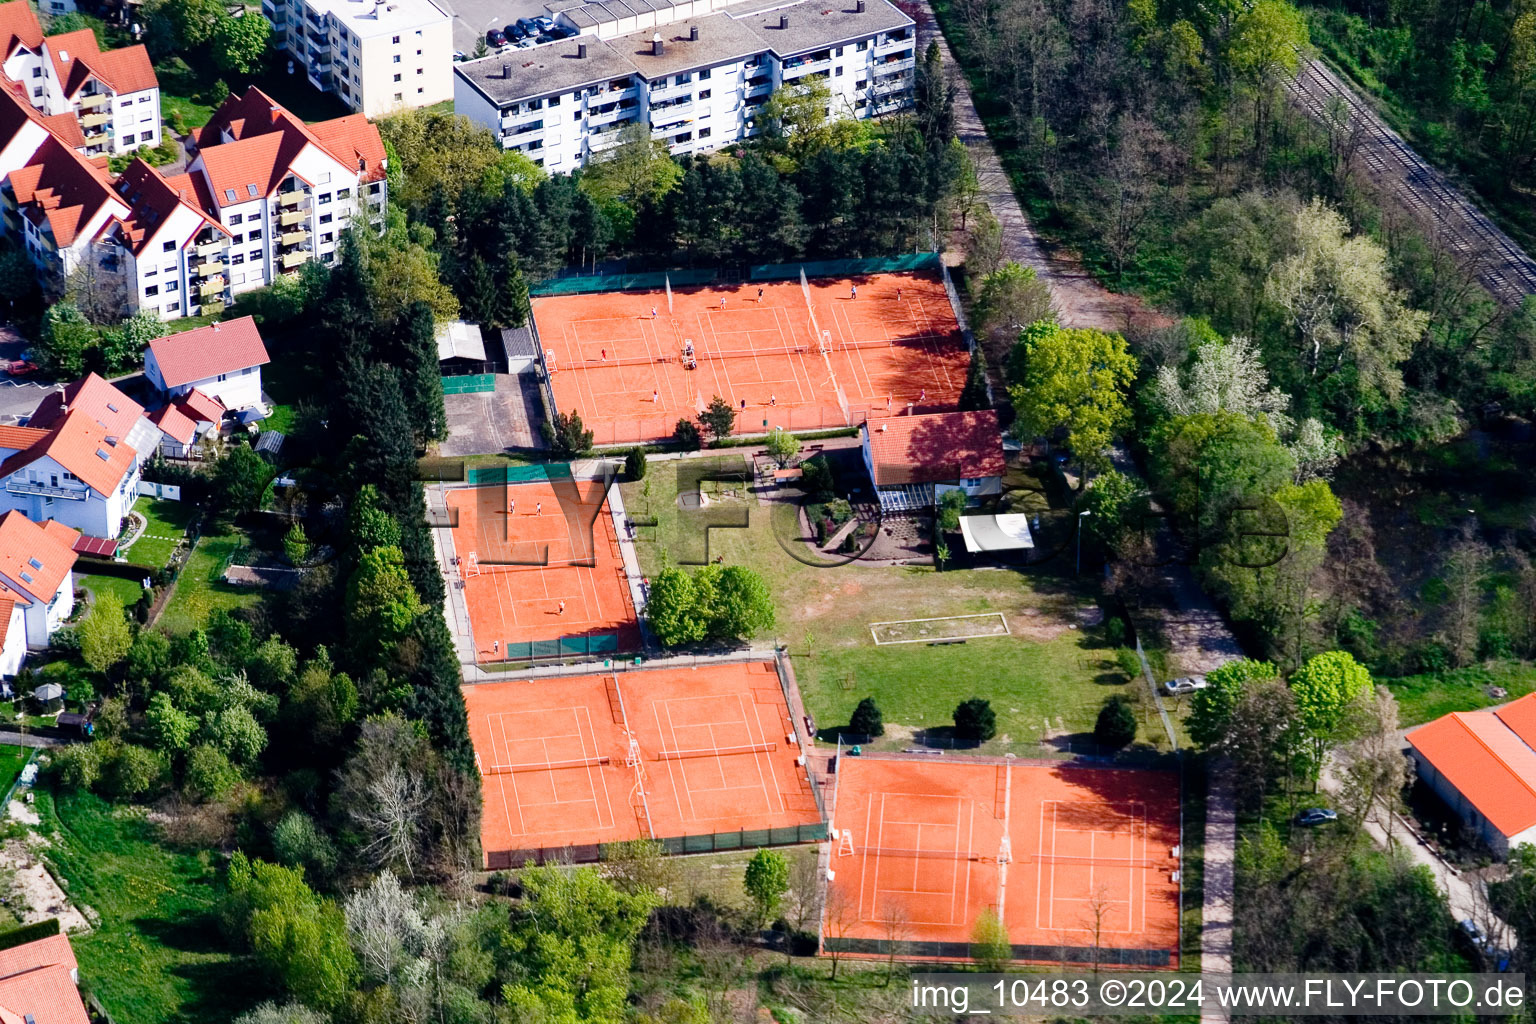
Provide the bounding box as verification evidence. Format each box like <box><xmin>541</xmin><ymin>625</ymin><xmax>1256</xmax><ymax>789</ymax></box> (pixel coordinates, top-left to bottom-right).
<box><xmin>0</xmin><ymin>374</ymin><xmax>158</xmax><ymax>539</ymax></box>
<box><xmin>858</xmin><ymin>410</ymin><xmax>1006</xmax><ymax>512</ymax></box>
<box><xmin>0</xmin><ymin>931</ymin><xmax>92</xmax><ymax>1024</ymax></box>
<box><xmin>1406</xmin><ymin>693</ymin><xmax>1536</xmax><ymax>858</ymax></box>
<box><xmin>145</xmin><ymin>316</ymin><xmax>270</xmax><ymax>414</ymax></box>
<box><xmin>0</xmin><ymin>510</ymin><xmax>79</xmax><ymax>676</ymax></box>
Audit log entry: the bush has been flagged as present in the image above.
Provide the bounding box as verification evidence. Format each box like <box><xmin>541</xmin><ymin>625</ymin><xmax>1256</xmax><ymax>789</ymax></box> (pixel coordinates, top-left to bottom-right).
<box><xmin>953</xmin><ymin>697</ymin><xmax>996</xmax><ymax>742</ymax></box>
<box><xmin>1115</xmin><ymin>647</ymin><xmax>1143</xmax><ymax>681</ymax></box>
<box><xmin>625</xmin><ymin>446</ymin><xmax>648</xmax><ymax>480</ymax></box>
<box><xmin>1103</xmin><ymin>614</ymin><xmax>1127</xmax><ymax>646</ymax></box>
<box><xmin>849</xmin><ymin>697</ymin><xmax>883</xmax><ymax>738</ymax></box>
<box><xmin>541</xmin><ymin>410</ymin><xmax>594</xmax><ymax>458</ymax></box>
<box><xmin>1093</xmin><ymin>695</ymin><xmax>1138</xmax><ymax>750</ymax></box>
<box><xmin>937</xmin><ymin>488</ymin><xmax>967</xmax><ymax>531</ymax></box>
<box><xmin>799</xmin><ymin>455</ymin><xmax>834</xmax><ymax>499</ymax></box>
<box><xmin>674</xmin><ymin>418</ymin><xmax>702</xmax><ymax>450</ymax></box>
<box><xmin>48</xmin><ymin>627</ymin><xmax>81</xmax><ymax>654</ymax></box>
<box><xmin>50</xmin><ymin>744</ymin><xmax>101</xmax><ymax>790</ymax></box>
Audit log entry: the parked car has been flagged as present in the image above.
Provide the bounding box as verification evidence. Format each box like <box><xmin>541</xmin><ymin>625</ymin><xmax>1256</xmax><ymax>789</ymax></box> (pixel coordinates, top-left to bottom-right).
<box><xmin>1295</xmin><ymin>808</ymin><xmax>1338</xmax><ymax>827</ymax></box>
<box><xmin>486</xmin><ymin>27</ymin><xmax>506</xmax><ymax>46</ymax></box>
<box><xmin>534</xmin><ymin>14</ymin><xmax>555</xmax><ymax>30</ymax></box>
<box><xmin>1</xmin><ymin>358</ymin><xmax>36</xmax><ymax>376</ymax></box>
<box><xmin>1161</xmin><ymin>676</ymin><xmax>1207</xmax><ymax>696</ymax></box>
<box><xmin>505</xmin><ymin>21</ymin><xmax>525</xmax><ymax>39</ymax></box>
<box><xmin>553</xmin><ymin>24</ymin><xmax>578</xmax><ymax>37</ymax></box>
<box><xmin>452</xmin><ymin>49</ymin><xmax>468</xmax><ymax>61</ymax></box>
<box><xmin>515</xmin><ymin>17</ymin><xmax>537</xmax><ymax>36</ymax></box>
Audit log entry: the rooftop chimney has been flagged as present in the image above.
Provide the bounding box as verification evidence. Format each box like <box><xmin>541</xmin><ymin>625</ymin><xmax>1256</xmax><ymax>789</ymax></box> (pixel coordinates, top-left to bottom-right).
<box><xmin>577</xmin><ymin>42</ymin><xmax>587</xmax><ymax>57</ymax></box>
<box><xmin>778</xmin><ymin>13</ymin><xmax>788</xmax><ymax>28</ymax></box>
<box><xmin>855</xmin><ymin>0</ymin><xmax>865</xmax><ymax>10</ymax></box>
<box><xmin>689</xmin><ymin>24</ymin><xmax>698</xmax><ymax>39</ymax></box>
<box><xmin>651</xmin><ymin>32</ymin><xmax>664</xmax><ymax>55</ymax></box>
<box><xmin>503</xmin><ymin>62</ymin><xmax>512</xmax><ymax>77</ymax></box>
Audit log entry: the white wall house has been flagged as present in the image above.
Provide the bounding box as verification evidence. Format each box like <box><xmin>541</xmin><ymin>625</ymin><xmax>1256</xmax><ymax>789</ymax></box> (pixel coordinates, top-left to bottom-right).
<box><xmin>262</xmin><ymin>0</ymin><xmax>454</xmax><ymax>118</ymax></box>
<box><xmin>0</xmin><ymin>510</ymin><xmax>80</xmax><ymax>654</ymax></box>
<box><xmin>1407</xmin><ymin>695</ymin><xmax>1536</xmax><ymax>860</ymax></box>
<box><xmin>0</xmin><ymin>599</ymin><xmax>25</xmax><ymax>677</ymax></box>
<box><xmin>860</xmin><ymin>410</ymin><xmax>1005</xmax><ymax>512</ymax></box>
<box><xmin>0</xmin><ymin>2</ymin><xmax>160</xmax><ymax>157</ymax></box>
<box><xmin>146</xmin><ymin>316</ymin><xmax>270</xmax><ymax>410</ymax></box>
<box><xmin>454</xmin><ymin>0</ymin><xmax>914</xmax><ymax>169</ymax></box>
<box><xmin>0</xmin><ymin>375</ymin><xmax>158</xmax><ymax>540</ymax></box>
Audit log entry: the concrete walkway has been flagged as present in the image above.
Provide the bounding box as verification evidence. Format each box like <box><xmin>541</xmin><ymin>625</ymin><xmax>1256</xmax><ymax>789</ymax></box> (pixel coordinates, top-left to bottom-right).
<box><xmin>1200</xmin><ymin>767</ymin><xmax>1236</xmax><ymax>1020</ymax></box>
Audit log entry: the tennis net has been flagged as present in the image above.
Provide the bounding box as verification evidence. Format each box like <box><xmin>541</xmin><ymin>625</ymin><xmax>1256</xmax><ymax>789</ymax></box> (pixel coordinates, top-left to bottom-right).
<box><xmin>483</xmin><ymin>755</ymin><xmax>611</xmax><ymax>775</ymax></box>
<box><xmin>1030</xmin><ymin>854</ymin><xmax>1166</xmax><ymax>868</ymax></box>
<box><xmin>860</xmin><ymin>846</ymin><xmax>986</xmax><ymax>861</ymax></box>
<box><xmin>656</xmin><ymin>742</ymin><xmax>776</xmax><ymax>761</ymax></box>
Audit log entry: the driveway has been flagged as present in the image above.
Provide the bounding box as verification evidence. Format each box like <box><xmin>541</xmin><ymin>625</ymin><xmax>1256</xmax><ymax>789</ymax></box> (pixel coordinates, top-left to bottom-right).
<box><xmin>439</xmin><ymin>373</ymin><xmax>545</xmax><ymax>456</ymax></box>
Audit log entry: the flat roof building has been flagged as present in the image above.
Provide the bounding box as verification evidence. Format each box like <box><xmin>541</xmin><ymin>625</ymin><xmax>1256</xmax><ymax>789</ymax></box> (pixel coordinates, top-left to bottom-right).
<box><xmin>454</xmin><ymin>0</ymin><xmax>914</xmax><ymax>169</ymax></box>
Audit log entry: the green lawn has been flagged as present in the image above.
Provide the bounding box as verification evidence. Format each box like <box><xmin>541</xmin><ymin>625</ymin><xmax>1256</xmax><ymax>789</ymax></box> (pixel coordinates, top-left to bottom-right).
<box><xmin>77</xmin><ymin>574</ymin><xmax>148</xmax><ymax>611</ymax></box>
<box><xmin>37</xmin><ymin>788</ymin><xmax>260</xmax><ymax>1024</ymax></box>
<box><xmin>1386</xmin><ymin>660</ymin><xmax>1536</xmax><ymax>726</ymax></box>
<box><xmin>123</xmin><ymin>497</ymin><xmax>196</xmax><ymax>569</ymax></box>
<box><xmin>158</xmin><ymin>521</ymin><xmax>263</xmax><ymax>634</ymax></box>
<box><xmin>621</xmin><ymin>456</ymin><xmax>1168</xmax><ymax>754</ymax></box>
<box><xmin>0</xmin><ymin>745</ymin><xmax>30</xmax><ymax>801</ymax></box>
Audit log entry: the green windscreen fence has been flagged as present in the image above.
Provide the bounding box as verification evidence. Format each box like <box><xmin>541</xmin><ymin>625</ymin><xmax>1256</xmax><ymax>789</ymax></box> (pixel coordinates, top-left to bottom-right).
<box><xmin>466</xmin><ymin>462</ymin><xmax>574</xmax><ymax>487</ymax></box>
<box><xmin>500</xmin><ymin>633</ymin><xmax>620</xmax><ymax>661</ymax></box>
<box><xmin>528</xmin><ymin>254</ymin><xmax>943</xmax><ymax>297</ymax></box>
<box><xmin>442</xmin><ymin>373</ymin><xmax>496</xmax><ymax>394</ymax></box>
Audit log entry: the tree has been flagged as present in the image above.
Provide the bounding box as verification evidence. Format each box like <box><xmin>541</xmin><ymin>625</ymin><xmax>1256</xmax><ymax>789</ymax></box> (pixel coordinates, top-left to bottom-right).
<box><xmin>348</xmin><ymin>485</ymin><xmax>401</xmax><ymax>551</ymax></box>
<box><xmin>1290</xmin><ymin>651</ymin><xmax>1373</xmax><ymax>770</ymax></box>
<box><xmin>743</xmin><ymin>849</ymin><xmax>790</xmax><ymax>928</ymax></box>
<box><xmin>1223</xmin><ymin>680</ymin><xmax>1306</xmax><ymax>809</ymax></box>
<box><xmin>936</xmin><ymin>488</ymin><xmax>967</xmax><ymax>532</ymax></box>
<box><xmin>283</xmin><ymin>523</ymin><xmax>310</xmax><ymax>567</ymax></box>
<box><xmin>765</xmin><ymin>428</ymin><xmax>800</xmax><ymax>467</ymax></box>
<box><xmin>970</xmin><ymin>909</ymin><xmax>1011</xmax><ymax>970</ymax></box>
<box><xmin>185</xmin><ymin>743</ymin><xmax>241</xmax><ymax>802</ymax></box>
<box><xmin>697</xmin><ymin>395</ymin><xmax>736</xmax><ymax>444</ymax></box>
<box><xmin>100</xmin><ymin>309</ymin><xmax>162</xmax><ymax>374</ymax></box>
<box><xmin>78</xmin><ymin>591</ymin><xmax>132</xmax><ymax>675</ymax></box>
<box><xmin>646</xmin><ymin>567</ymin><xmax>705</xmax><ymax>647</ymax></box>
<box><xmin>1094</xmin><ymin>695</ymin><xmax>1138</xmax><ymax>750</ymax></box>
<box><xmin>214</xmin><ymin>443</ymin><xmax>273</xmax><ymax>515</ymax></box>
<box><xmin>542</xmin><ymin>410</ymin><xmax>595</xmax><ymax>458</ymax></box>
<box><xmin>35</xmin><ymin>303</ymin><xmax>95</xmax><ymax>378</ymax></box>
<box><xmin>101</xmin><ymin>742</ymin><xmax>165</xmax><ymax>800</ymax></box>
<box><xmin>959</xmin><ymin>343</ymin><xmax>991</xmax><ymax>411</ymax></box>
<box><xmin>1226</xmin><ymin>0</ymin><xmax>1309</xmax><ymax>147</ymax></box>
<box><xmin>850</xmin><ymin>696</ymin><xmax>884</xmax><ymax>738</ymax></box>
<box><xmin>915</xmin><ymin>40</ymin><xmax>956</xmax><ymax>150</ymax></box>
<box><xmin>799</xmin><ymin>454</ymin><xmax>834</xmax><ymax>499</ymax></box>
<box><xmin>224</xmin><ymin>853</ymin><xmax>357</xmax><ymax>1010</ymax></box>
<box><xmin>707</xmin><ymin>564</ymin><xmax>774</xmax><ymax>640</ymax></box>
<box><xmin>758</xmin><ymin>79</ymin><xmax>840</xmax><ymax>166</ymax></box>
<box><xmin>1263</xmin><ymin>200</ymin><xmax>1429</xmax><ymax>429</ymax></box>
<box><xmin>146</xmin><ymin>693</ymin><xmax>198</xmax><ymax>754</ymax></box>
<box><xmin>580</xmin><ymin>122</ymin><xmax>683</xmax><ymax>210</ymax></box>
<box><xmin>974</xmin><ymin>263</ymin><xmax>1056</xmax><ymax>361</ymax></box>
<box><xmin>673</xmin><ymin>418</ymin><xmax>702</xmax><ymax>450</ymax></box>
<box><xmin>66</xmin><ymin>252</ymin><xmax>128</xmax><ymax>325</ymax></box>
<box><xmin>1189</xmin><ymin>658</ymin><xmax>1282</xmax><ymax>751</ymax></box>
<box><xmin>964</xmin><ymin>205</ymin><xmax>1003</xmax><ymax>278</ymax></box>
<box><xmin>392</xmin><ymin>301</ymin><xmax>448</xmax><ymax>443</ymax></box>
<box><xmin>211</xmin><ymin>8</ymin><xmax>271</xmax><ymax>75</ymax></box>
<box><xmin>502</xmin><ymin>866</ymin><xmax>657</xmax><ymax>1024</ymax></box>
<box><xmin>272</xmin><ymin>811</ymin><xmax>338</xmax><ymax>880</ymax></box>
<box><xmin>953</xmin><ymin>697</ymin><xmax>996</xmax><ymax>742</ymax></box>
<box><xmin>1009</xmin><ymin>322</ymin><xmax>1136</xmax><ymax>469</ymax></box>
<box><xmin>233</xmin><ymin>1003</ymin><xmax>330</xmax><ymax>1024</ymax></box>
<box><xmin>334</xmin><ymin>714</ymin><xmax>433</xmax><ymax>877</ymax></box>
<box><xmin>345</xmin><ymin>545</ymin><xmax>426</xmax><ymax>657</ymax></box>
<box><xmin>625</xmin><ymin>446</ymin><xmax>648</xmax><ymax>479</ymax></box>
<box><xmin>1151</xmin><ymin>334</ymin><xmax>1291</xmax><ymax>426</ymax></box>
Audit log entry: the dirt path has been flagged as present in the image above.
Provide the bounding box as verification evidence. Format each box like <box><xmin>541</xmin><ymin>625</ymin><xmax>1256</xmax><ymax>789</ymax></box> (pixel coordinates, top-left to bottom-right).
<box><xmin>912</xmin><ymin>0</ymin><xmax>1173</xmax><ymax>334</ymax></box>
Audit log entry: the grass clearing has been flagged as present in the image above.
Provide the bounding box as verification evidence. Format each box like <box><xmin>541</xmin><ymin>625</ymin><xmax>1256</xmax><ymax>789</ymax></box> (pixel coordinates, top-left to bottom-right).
<box><xmin>77</xmin><ymin>574</ymin><xmax>148</xmax><ymax>611</ymax></box>
<box><xmin>158</xmin><ymin>520</ymin><xmax>262</xmax><ymax>634</ymax></box>
<box><xmin>124</xmin><ymin>497</ymin><xmax>196</xmax><ymax>569</ymax></box>
<box><xmin>1386</xmin><ymin>661</ymin><xmax>1536</xmax><ymax>726</ymax></box>
<box><xmin>37</xmin><ymin>788</ymin><xmax>259</xmax><ymax>1024</ymax></box>
<box><xmin>621</xmin><ymin>457</ymin><xmax>1168</xmax><ymax>754</ymax></box>
<box><xmin>0</xmin><ymin>745</ymin><xmax>30</xmax><ymax>799</ymax></box>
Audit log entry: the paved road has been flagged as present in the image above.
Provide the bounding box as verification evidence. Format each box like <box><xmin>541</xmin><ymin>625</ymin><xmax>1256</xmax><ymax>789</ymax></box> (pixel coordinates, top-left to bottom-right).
<box><xmin>1287</xmin><ymin>58</ymin><xmax>1536</xmax><ymax>307</ymax></box>
<box><xmin>1200</xmin><ymin>768</ymin><xmax>1236</xmax><ymax>1020</ymax></box>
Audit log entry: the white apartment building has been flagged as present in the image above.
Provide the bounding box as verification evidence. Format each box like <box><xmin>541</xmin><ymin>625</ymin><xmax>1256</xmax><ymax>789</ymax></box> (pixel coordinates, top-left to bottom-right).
<box><xmin>0</xmin><ymin>84</ymin><xmax>388</xmax><ymax>320</ymax></box>
<box><xmin>0</xmin><ymin>510</ymin><xmax>79</xmax><ymax>668</ymax></box>
<box><xmin>453</xmin><ymin>0</ymin><xmax>914</xmax><ymax>170</ymax></box>
<box><xmin>0</xmin><ymin>0</ymin><xmax>160</xmax><ymax>157</ymax></box>
<box><xmin>262</xmin><ymin>0</ymin><xmax>454</xmax><ymax>118</ymax></box>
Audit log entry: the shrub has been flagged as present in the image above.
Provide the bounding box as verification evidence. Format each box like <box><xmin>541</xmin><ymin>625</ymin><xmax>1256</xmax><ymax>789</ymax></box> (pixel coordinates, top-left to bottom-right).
<box><xmin>1114</xmin><ymin>647</ymin><xmax>1143</xmax><ymax>681</ymax></box>
<box><xmin>800</xmin><ymin>455</ymin><xmax>834</xmax><ymax>499</ymax></box>
<box><xmin>1094</xmin><ymin>695</ymin><xmax>1138</xmax><ymax>750</ymax></box>
<box><xmin>50</xmin><ymin>744</ymin><xmax>101</xmax><ymax>791</ymax></box>
<box><xmin>953</xmin><ymin>697</ymin><xmax>996</xmax><ymax>742</ymax></box>
<box><xmin>541</xmin><ymin>410</ymin><xmax>594</xmax><ymax>458</ymax></box>
<box><xmin>625</xmin><ymin>446</ymin><xmax>648</xmax><ymax>480</ymax></box>
<box><xmin>849</xmin><ymin>697</ymin><xmax>883</xmax><ymax>738</ymax></box>
<box><xmin>674</xmin><ymin>418</ymin><xmax>702</xmax><ymax>450</ymax></box>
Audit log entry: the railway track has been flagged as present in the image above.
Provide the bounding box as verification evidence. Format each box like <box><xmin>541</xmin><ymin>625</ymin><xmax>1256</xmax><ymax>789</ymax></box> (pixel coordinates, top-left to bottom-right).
<box><xmin>1286</xmin><ymin>58</ymin><xmax>1536</xmax><ymax>307</ymax></box>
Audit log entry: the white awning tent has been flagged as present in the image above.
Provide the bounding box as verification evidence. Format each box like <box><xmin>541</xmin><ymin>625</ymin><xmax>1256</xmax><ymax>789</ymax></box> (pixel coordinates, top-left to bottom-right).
<box><xmin>436</xmin><ymin>321</ymin><xmax>487</xmax><ymax>362</ymax></box>
<box><xmin>958</xmin><ymin>513</ymin><xmax>1035</xmax><ymax>553</ymax></box>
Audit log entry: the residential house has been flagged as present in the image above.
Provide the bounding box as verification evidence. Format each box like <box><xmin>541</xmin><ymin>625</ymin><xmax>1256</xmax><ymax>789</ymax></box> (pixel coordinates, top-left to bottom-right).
<box><xmin>147</xmin><ymin>388</ymin><xmax>224</xmax><ymax>458</ymax></box>
<box><xmin>145</xmin><ymin>315</ymin><xmax>270</xmax><ymax>411</ymax></box>
<box><xmin>1407</xmin><ymin>694</ymin><xmax>1536</xmax><ymax>858</ymax></box>
<box><xmin>262</xmin><ymin>0</ymin><xmax>453</xmax><ymax>117</ymax></box>
<box><xmin>0</xmin><ymin>930</ymin><xmax>91</xmax><ymax>1023</ymax></box>
<box><xmin>0</xmin><ymin>373</ymin><xmax>158</xmax><ymax>538</ymax></box>
<box><xmin>453</xmin><ymin>0</ymin><xmax>914</xmax><ymax>170</ymax></box>
<box><xmin>0</xmin><ymin>510</ymin><xmax>80</xmax><ymax>673</ymax></box>
<box><xmin>0</xmin><ymin>0</ymin><xmax>160</xmax><ymax>157</ymax></box>
<box><xmin>859</xmin><ymin>409</ymin><xmax>1005</xmax><ymax>512</ymax></box>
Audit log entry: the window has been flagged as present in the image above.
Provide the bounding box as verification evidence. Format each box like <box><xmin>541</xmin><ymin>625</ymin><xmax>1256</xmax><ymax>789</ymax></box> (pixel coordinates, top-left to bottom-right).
<box><xmin>699</xmin><ymin>89</ymin><xmax>710</xmax><ymax>99</ymax></box>
<box><xmin>166</xmin><ymin>300</ymin><xmax>180</xmax><ymax>311</ymax></box>
<box><xmin>337</xmin><ymin>188</ymin><xmax>351</xmax><ymax>199</ymax></box>
<box><xmin>162</xmin><ymin>240</ymin><xmax>175</xmax><ymax>252</ymax></box>
<box><xmin>856</xmin><ymin>40</ymin><xmax>868</xmax><ymax>50</ymax></box>
<box><xmin>392</xmin><ymin>34</ymin><xmax>400</xmax><ymax>43</ymax></box>
<box><xmin>394</xmin><ymin>93</ymin><xmax>402</xmax><ymax>101</ymax></box>
<box><xmin>319</xmin><ymin>213</ymin><xmax>333</xmax><ymax>225</ymax></box>
<box><xmin>144</xmin><ymin>284</ymin><xmax>159</xmax><ymax>296</ymax></box>
<box><xmin>232</xmin><ymin>253</ymin><xmax>245</xmax><ymax>265</ymax></box>
<box><xmin>229</xmin><ymin>213</ymin><xmax>242</xmax><ymax>225</ymax></box>
<box><xmin>699</xmin><ymin>126</ymin><xmax>711</xmax><ymax>139</ymax></box>
<box><xmin>30</xmin><ymin>68</ymin><xmax>39</xmax><ymax>78</ymax></box>
<box><xmin>675</xmin><ymin>73</ymin><xmax>690</xmax><ymax>85</ymax></box>
<box><xmin>138</xmin><ymin>94</ymin><xmax>151</xmax><ymax>103</ymax></box>
<box><xmin>232</xmin><ymin>233</ymin><xmax>244</xmax><ymax>245</ymax></box>
<box><xmin>699</xmin><ymin>69</ymin><xmax>711</xmax><ymax>80</ymax></box>
<box><xmin>416</xmin><ymin>68</ymin><xmax>422</xmax><ymax>76</ymax></box>
<box><xmin>248</xmin><ymin>229</ymin><xmax>263</xmax><ymax>241</ymax></box>
<box><xmin>393</xmin><ymin>73</ymin><xmax>401</xmax><ymax>82</ymax></box>
<box><xmin>166</xmin><ymin>279</ymin><xmax>178</xmax><ymax>292</ymax></box>
<box><xmin>31</xmin><ymin>87</ymin><xmax>39</xmax><ymax>97</ymax></box>
<box><xmin>548</xmin><ymin>96</ymin><xmax>559</xmax><ymax>106</ymax></box>
<box><xmin>417</xmin><ymin>86</ymin><xmax>424</xmax><ymax>94</ymax></box>
<box><xmin>119</xmin><ymin>100</ymin><xmax>131</xmax><ymax>108</ymax></box>
<box><xmin>834</xmin><ymin>67</ymin><xmax>841</xmax><ymax>76</ymax></box>
<box><xmin>223</xmin><ymin>188</ymin><xmax>237</xmax><ymax>203</ymax></box>
<box><xmin>574</xmin><ymin>109</ymin><xmax>582</xmax><ymax>121</ymax></box>
<box><xmin>140</xmin><ymin>131</ymin><xmax>154</xmax><ymax>141</ymax></box>
<box><xmin>319</xmin><ymin>192</ymin><xmax>332</xmax><ymax>204</ymax></box>
<box><xmin>144</xmin><ymin>267</ymin><xmax>158</xmax><ymax>278</ymax></box>
<box><xmin>392</xmin><ymin>54</ymin><xmax>401</xmax><ymax>63</ymax></box>
<box><xmin>321</xmin><ymin>231</ymin><xmax>334</xmax><ymax>243</ymax></box>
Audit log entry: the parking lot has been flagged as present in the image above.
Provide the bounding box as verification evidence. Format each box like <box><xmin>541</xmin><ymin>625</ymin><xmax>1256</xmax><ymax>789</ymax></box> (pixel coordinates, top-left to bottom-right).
<box><xmin>438</xmin><ymin>0</ymin><xmax>574</xmax><ymax>57</ymax></box>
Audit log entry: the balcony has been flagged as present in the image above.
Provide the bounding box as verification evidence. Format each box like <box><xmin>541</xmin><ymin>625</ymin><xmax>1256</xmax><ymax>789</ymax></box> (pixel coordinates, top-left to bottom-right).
<box><xmin>649</xmin><ymin>102</ymin><xmax>693</xmax><ymax>128</ymax></box>
<box><xmin>744</xmin><ymin>77</ymin><xmax>772</xmax><ymax>97</ymax></box>
<box><xmin>196</xmin><ymin>239</ymin><xmax>229</xmax><ymax>259</ymax></box>
<box><xmin>80</xmin><ymin>110</ymin><xmax>110</xmax><ymax>129</ymax></box>
<box><xmin>5</xmin><ymin>479</ymin><xmax>85</xmax><ymax>500</ymax></box>
<box><xmin>279</xmin><ymin>227</ymin><xmax>309</xmax><ymax>247</ymax></box>
<box><xmin>874</xmin><ymin>36</ymin><xmax>911</xmax><ymax>55</ymax></box>
<box><xmin>879</xmin><ymin>54</ymin><xmax>915</xmax><ymax>72</ymax></box>
<box><xmin>199</xmin><ymin>277</ymin><xmax>227</xmax><ymax>297</ymax></box>
<box><xmin>782</xmin><ymin>56</ymin><xmax>833</xmax><ymax>78</ymax></box>
<box><xmin>647</xmin><ymin>80</ymin><xmax>692</xmax><ymax>102</ymax></box>
<box><xmin>279</xmin><ymin>207</ymin><xmax>308</xmax><ymax>227</ymax></box>
<box><xmin>280</xmin><ymin>250</ymin><xmax>309</xmax><ymax>269</ymax></box>
<box><xmin>77</xmin><ymin>93</ymin><xmax>109</xmax><ymax>110</ymax></box>
<box><xmin>873</xmin><ymin>73</ymin><xmax>910</xmax><ymax>94</ymax></box>
<box><xmin>278</xmin><ymin>190</ymin><xmax>308</xmax><ymax>207</ymax></box>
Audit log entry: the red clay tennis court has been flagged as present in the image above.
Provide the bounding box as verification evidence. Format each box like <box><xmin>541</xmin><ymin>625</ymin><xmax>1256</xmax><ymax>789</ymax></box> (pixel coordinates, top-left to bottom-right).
<box><xmin>533</xmin><ymin>270</ymin><xmax>970</xmax><ymax>445</ymax></box>
<box><xmin>445</xmin><ymin>477</ymin><xmax>639</xmax><ymax>663</ymax></box>
<box><xmin>823</xmin><ymin>755</ymin><xmax>1181</xmax><ymax>968</ymax></box>
<box><xmin>467</xmin><ymin>662</ymin><xmax>825</xmax><ymax>868</ymax></box>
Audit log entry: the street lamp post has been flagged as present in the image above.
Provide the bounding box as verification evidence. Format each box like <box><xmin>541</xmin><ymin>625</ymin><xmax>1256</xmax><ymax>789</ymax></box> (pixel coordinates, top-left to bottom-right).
<box><xmin>1076</xmin><ymin>510</ymin><xmax>1092</xmax><ymax>575</ymax></box>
